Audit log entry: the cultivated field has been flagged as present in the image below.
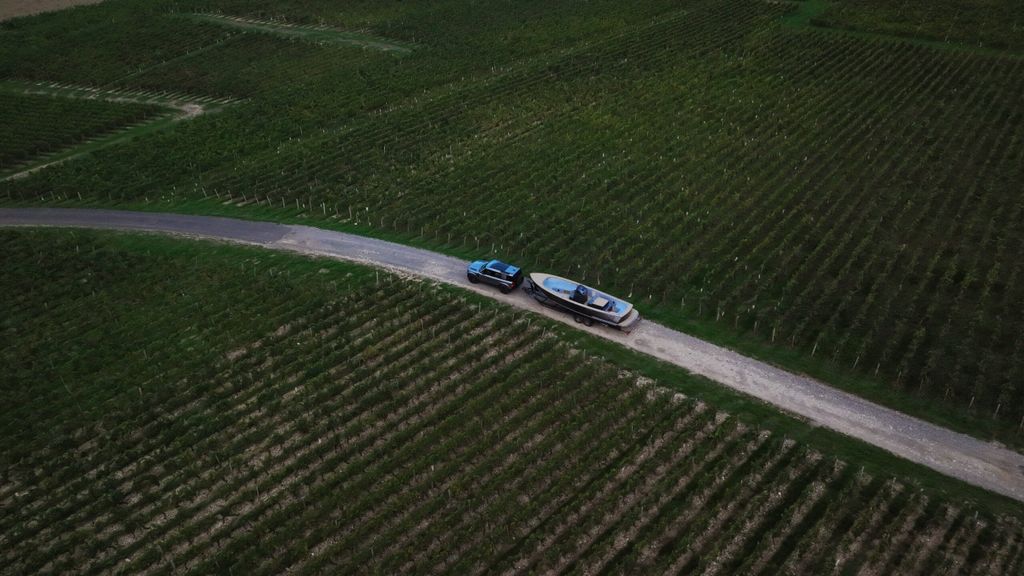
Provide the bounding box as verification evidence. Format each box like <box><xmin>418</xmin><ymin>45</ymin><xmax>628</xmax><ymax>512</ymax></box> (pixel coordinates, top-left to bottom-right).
<box><xmin>815</xmin><ymin>0</ymin><xmax>1024</xmax><ymax>50</ymax></box>
<box><xmin>0</xmin><ymin>80</ymin><xmax>236</xmax><ymax>178</ymax></box>
<box><xmin>0</xmin><ymin>90</ymin><xmax>161</xmax><ymax>174</ymax></box>
<box><xmin>2</xmin><ymin>229</ymin><xmax>1022</xmax><ymax>574</ymax></box>
<box><xmin>1</xmin><ymin>0</ymin><xmax>1021</xmax><ymax>438</ymax></box>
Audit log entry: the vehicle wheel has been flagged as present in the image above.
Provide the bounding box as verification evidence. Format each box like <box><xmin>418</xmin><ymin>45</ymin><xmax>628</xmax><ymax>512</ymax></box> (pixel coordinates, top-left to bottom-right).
<box><xmin>467</xmin><ymin>273</ymin><xmax>479</xmax><ymax>284</ymax></box>
<box><xmin>500</xmin><ymin>284</ymin><xmax>512</xmax><ymax>294</ymax></box>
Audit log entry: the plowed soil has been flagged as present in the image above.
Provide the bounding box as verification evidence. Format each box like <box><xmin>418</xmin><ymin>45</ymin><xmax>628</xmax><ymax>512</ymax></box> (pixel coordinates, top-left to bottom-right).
<box><xmin>0</xmin><ymin>0</ymin><xmax>104</xmax><ymax>22</ymax></box>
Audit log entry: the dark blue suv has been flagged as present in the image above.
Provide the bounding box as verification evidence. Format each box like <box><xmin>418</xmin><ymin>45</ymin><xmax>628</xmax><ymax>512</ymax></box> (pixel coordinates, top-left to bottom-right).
<box><xmin>467</xmin><ymin>260</ymin><xmax>523</xmax><ymax>293</ymax></box>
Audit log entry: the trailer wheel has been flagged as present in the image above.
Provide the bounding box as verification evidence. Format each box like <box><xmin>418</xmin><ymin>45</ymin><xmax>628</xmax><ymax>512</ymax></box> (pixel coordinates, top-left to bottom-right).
<box><xmin>583</xmin><ymin>317</ymin><xmax>594</xmax><ymax>327</ymax></box>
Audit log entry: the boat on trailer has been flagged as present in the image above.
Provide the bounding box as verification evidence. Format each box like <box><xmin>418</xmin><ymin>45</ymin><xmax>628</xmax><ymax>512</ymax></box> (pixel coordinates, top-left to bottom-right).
<box><xmin>524</xmin><ymin>272</ymin><xmax>641</xmax><ymax>332</ymax></box>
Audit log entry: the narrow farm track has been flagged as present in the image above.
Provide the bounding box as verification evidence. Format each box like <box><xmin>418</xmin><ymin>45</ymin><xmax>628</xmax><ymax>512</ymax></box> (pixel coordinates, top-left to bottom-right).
<box><xmin>3</xmin><ymin>207</ymin><xmax>1024</xmax><ymax>505</ymax></box>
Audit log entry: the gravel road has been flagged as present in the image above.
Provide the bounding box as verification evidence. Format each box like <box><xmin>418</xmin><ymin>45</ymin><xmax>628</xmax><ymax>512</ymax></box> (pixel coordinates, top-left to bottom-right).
<box><xmin>3</xmin><ymin>207</ymin><xmax>1023</xmax><ymax>503</ymax></box>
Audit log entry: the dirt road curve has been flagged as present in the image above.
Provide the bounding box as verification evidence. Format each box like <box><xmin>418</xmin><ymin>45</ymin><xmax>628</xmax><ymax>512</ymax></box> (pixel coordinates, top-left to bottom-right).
<box><xmin>0</xmin><ymin>0</ymin><xmax>104</xmax><ymax>21</ymax></box>
<box><xmin>3</xmin><ymin>207</ymin><xmax>1024</xmax><ymax>503</ymax></box>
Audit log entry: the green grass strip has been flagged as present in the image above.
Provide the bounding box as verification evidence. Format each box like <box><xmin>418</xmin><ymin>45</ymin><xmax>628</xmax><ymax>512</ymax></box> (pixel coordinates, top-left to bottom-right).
<box><xmin>185</xmin><ymin>13</ymin><xmax>415</xmax><ymax>54</ymax></box>
<box><xmin>780</xmin><ymin>0</ymin><xmax>1024</xmax><ymax>58</ymax></box>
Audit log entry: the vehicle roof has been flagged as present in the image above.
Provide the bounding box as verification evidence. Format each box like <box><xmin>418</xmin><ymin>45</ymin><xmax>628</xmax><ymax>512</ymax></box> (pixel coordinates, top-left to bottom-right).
<box><xmin>488</xmin><ymin>260</ymin><xmax>519</xmax><ymax>273</ymax></box>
